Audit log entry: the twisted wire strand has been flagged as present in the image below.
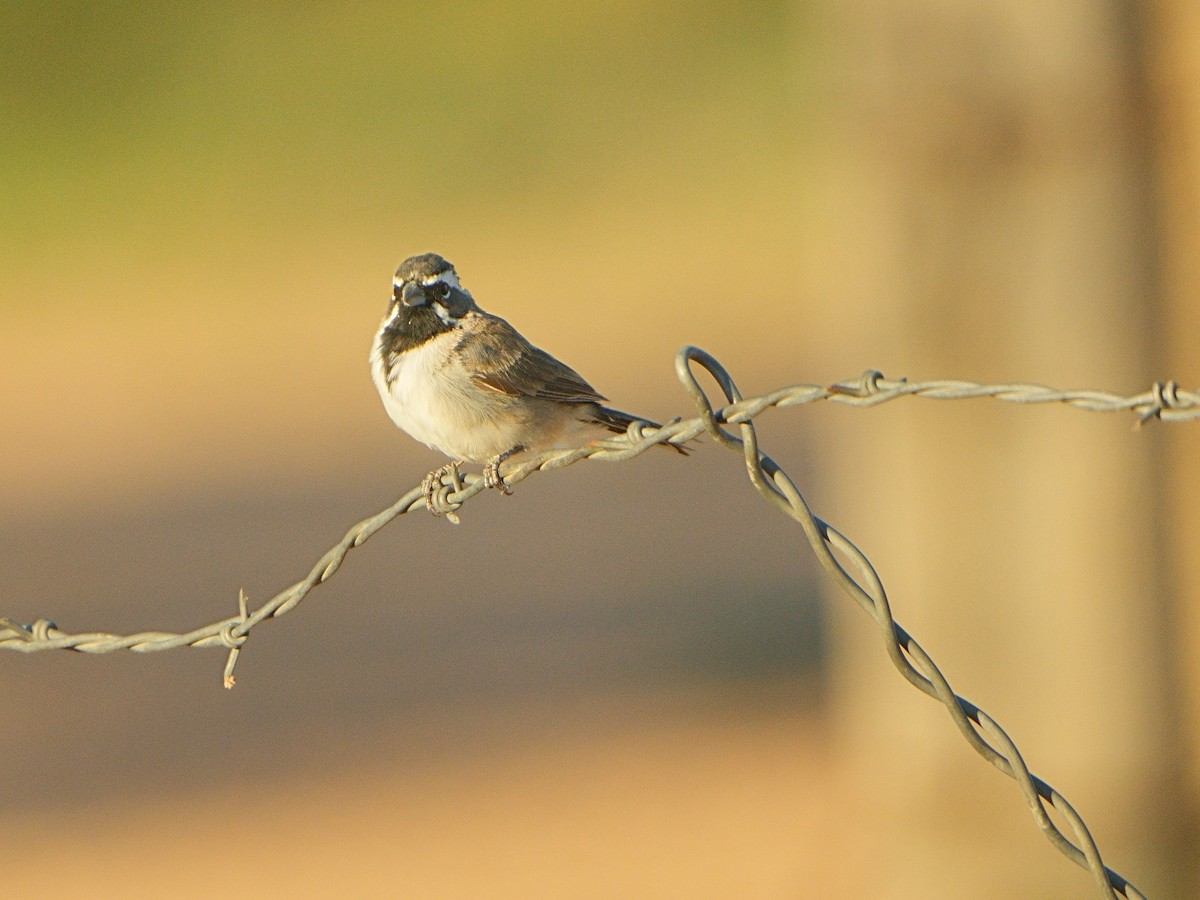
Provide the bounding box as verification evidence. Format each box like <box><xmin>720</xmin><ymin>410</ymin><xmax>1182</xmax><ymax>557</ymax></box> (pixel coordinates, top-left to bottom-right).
<box><xmin>676</xmin><ymin>348</ymin><xmax>1148</xmax><ymax>900</ymax></box>
<box><xmin>3</xmin><ymin>354</ymin><xmax>1189</xmax><ymax>895</ymax></box>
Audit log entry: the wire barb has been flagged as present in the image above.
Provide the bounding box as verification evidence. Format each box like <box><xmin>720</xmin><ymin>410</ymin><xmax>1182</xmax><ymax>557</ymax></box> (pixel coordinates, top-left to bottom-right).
<box><xmin>221</xmin><ymin>589</ymin><xmax>251</xmax><ymax>689</ymax></box>
<box><xmin>3</xmin><ymin>350</ymin><xmax>1186</xmax><ymax>897</ymax></box>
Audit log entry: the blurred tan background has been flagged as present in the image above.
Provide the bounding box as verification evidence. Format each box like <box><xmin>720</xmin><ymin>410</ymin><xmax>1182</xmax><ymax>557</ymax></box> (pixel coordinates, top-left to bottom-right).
<box><xmin>1</xmin><ymin>2</ymin><xmax>1197</xmax><ymax>897</ymax></box>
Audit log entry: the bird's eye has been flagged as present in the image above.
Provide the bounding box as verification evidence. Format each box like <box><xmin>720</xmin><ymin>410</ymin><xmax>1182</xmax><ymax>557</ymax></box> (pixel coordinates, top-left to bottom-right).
<box><xmin>435</xmin><ymin>282</ymin><xmax>451</xmax><ymax>300</ymax></box>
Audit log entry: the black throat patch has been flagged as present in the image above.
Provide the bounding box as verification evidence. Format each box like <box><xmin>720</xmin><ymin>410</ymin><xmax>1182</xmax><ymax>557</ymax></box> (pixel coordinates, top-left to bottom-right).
<box><xmin>380</xmin><ymin>303</ymin><xmax>455</xmax><ymax>359</ymax></box>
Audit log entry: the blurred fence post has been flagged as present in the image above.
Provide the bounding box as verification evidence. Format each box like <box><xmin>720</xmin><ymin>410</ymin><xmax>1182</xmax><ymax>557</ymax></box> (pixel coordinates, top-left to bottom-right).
<box><xmin>1147</xmin><ymin>0</ymin><xmax>1200</xmax><ymax>878</ymax></box>
<box><xmin>824</xmin><ymin>2</ymin><xmax>1195</xmax><ymax>896</ymax></box>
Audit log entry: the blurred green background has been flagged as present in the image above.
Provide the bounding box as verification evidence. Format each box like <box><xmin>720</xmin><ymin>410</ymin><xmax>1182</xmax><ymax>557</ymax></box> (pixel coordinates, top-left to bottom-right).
<box><xmin>2</xmin><ymin>1</ymin><xmax>811</xmax><ymax>314</ymax></box>
<box><xmin>2</xmin><ymin>2</ymin><xmax>1198</xmax><ymax>898</ymax></box>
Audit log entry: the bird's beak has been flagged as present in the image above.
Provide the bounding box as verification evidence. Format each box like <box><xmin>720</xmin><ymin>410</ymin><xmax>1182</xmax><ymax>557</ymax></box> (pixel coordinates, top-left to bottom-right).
<box><xmin>401</xmin><ymin>281</ymin><xmax>426</xmax><ymax>307</ymax></box>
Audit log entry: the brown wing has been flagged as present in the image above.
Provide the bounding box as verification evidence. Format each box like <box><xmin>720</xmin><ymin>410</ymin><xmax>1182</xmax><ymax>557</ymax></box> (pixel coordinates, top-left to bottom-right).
<box><xmin>457</xmin><ymin>314</ymin><xmax>607</xmax><ymax>404</ymax></box>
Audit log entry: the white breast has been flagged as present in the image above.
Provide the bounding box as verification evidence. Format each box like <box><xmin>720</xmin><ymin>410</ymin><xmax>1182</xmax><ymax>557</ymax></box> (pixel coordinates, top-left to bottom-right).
<box><xmin>370</xmin><ymin>327</ymin><xmax>530</xmax><ymax>463</ymax></box>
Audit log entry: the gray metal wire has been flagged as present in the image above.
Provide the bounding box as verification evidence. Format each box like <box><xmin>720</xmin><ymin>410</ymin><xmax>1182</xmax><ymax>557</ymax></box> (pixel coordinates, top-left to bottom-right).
<box><xmin>4</xmin><ymin>351</ymin><xmax>1193</xmax><ymax>897</ymax></box>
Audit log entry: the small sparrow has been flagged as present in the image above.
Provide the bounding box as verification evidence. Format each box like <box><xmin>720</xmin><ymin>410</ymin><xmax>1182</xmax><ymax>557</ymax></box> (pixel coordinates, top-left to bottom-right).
<box><xmin>370</xmin><ymin>252</ymin><xmax>687</xmax><ymax>513</ymax></box>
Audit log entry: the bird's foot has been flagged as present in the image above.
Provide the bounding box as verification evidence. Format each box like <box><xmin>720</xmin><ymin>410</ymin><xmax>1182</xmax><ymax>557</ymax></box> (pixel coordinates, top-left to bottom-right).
<box><xmin>483</xmin><ymin>445</ymin><xmax>523</xmax><ymax>495</ymax></box>
<box><xmin>422</xmin><ymin>461</ymin><xmax>463</xmax><ymax>518</ymax></box>
<box><xmin>483</xmin><ymin>458</ymin><xmax>512</xmax><ymax>494</ymax></box>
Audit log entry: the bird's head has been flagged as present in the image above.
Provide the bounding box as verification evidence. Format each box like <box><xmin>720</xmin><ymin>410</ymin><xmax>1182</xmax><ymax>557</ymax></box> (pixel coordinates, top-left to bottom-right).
<box><xmin>391</xmin><ymin>253</ymin><xmax>474</xmax><ymax>323</ymax></box>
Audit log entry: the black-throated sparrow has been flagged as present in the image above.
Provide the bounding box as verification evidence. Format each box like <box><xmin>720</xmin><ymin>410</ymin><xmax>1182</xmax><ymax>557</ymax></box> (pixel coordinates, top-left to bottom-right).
<box><xmin>370</xmin><ymin>253</ymin><xmax>687</xmax><ymax>514</ymax></box>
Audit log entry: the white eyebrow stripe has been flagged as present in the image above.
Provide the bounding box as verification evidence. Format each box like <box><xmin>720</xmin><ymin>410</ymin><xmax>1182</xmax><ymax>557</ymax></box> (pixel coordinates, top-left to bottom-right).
<box><xmin>391</xmin><ymin>268</ymin><xmax>462</xmax><ymax>292</ymax></box>
<box><xmin>422</xmin><ymin>270</ymin><xmax>461</xmax><ymax>290</ymax></box>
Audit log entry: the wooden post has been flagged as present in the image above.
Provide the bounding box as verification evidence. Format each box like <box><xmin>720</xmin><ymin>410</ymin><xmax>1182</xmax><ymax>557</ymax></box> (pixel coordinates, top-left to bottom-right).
<box><xmin>815</xmin><ymin>2</ymin><xmax>1196</xmax><ymax>895</ymax></box>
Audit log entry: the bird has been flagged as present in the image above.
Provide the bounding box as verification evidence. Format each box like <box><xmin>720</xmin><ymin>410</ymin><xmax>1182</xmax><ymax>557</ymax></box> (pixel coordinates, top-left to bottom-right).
<box><xmin>370</xmin><ymin>252</ymin><xmax>687</xmax><ymax>514</ymax></box>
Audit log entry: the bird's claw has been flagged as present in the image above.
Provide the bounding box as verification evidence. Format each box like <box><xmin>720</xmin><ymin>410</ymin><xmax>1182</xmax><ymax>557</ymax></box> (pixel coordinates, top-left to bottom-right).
<box><xmin>421</xmin><ymin>461</ymin><xmax>463</xmax><ymax>517</ymax></box>
<box><xmin>483</xmin><ymin>459</ymin><xmax>512</xmax><ymax>494</ymax></box>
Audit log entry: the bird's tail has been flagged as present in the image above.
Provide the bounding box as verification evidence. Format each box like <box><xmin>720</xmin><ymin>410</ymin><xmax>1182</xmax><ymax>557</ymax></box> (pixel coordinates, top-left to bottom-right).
<box><xmin>589</xmin><ymin>405</ymin><xmax>690</xmax><ymax>455</ymax></box>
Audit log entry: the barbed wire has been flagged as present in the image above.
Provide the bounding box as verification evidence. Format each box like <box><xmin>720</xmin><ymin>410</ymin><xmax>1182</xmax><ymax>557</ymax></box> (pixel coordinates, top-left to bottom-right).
<box><xmin>4</xmin><ymin>352</ymin><xmax>1193</xmax><ymax>897</ymax></box>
